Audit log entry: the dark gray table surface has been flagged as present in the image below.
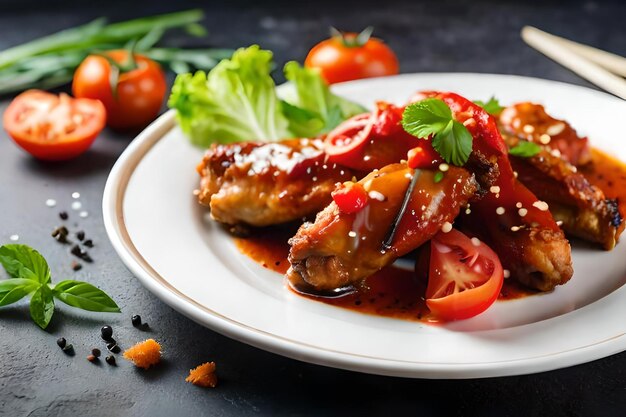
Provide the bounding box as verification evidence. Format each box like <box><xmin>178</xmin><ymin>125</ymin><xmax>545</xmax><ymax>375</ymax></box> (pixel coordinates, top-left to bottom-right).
<box><xmin>2</xmin><ymin>1</ymin><xmax>626</xmax><ymax>416</ymax></box>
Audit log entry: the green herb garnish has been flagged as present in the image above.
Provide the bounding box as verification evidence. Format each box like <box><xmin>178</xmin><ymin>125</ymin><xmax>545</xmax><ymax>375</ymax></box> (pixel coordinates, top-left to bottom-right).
<box><xmin>401</xmin><ymin>98</ymin><xmax>473</xmax><ymax>166</ymax></box>
<box><xmin>0</xmin><ymin>244</ymin><xmax>119</xmax><ymax>329</ymax></box>
<box><xmin>0</xmin><ymin>10</ymin><xmax>232</xmax><ymax>95</ymax></box>
<box><xmin>508</xmin><ymin>141</ymin><xmax>542</xmax><ymax>157</ymax></box>
<box><xmin>474</xmin><ymin>96</ymin><xmax>504</xmax><ymax>116</ymax></box>
<box><xmin>433</xmin><ymin>171</ymin><xmax>444</xmax><ymax>183</ymax></box>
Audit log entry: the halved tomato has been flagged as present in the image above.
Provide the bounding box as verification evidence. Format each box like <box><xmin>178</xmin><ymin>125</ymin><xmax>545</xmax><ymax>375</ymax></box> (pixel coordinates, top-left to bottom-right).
<box><xmin>425</xmin><ymin>228</ymin><xmax>504</xmax><ymax>321</ymax></box>
<box><xmin>3</xmin><ymin>90</ymin><xmax>106</xmax><ymax>161</ymax></box>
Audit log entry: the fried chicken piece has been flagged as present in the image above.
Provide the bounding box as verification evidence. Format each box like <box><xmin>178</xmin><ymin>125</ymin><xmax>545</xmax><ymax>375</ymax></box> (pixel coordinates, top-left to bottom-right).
<box><xmin>499</xmin><ymin>102</ymin><xmax>591</xmax><ymax>166</ymax></box>
<box><xmin>287</xmin><ymin>163</ymin><xmax>478</xmax><ymax>294</ymax></box>
<box><xmin>510</xmin><ymin>150</ymin><xmax>621</xmax><ymax>250</ymax></box>
<box><xmin>498</xmin><ymin>107</ymin><xmax>622</xmax><ymax>249</ymax></box>
<box><xmin>197</xmin><ymin>139</ymin><xmax>353</xmax><ymax>227</ymax></box>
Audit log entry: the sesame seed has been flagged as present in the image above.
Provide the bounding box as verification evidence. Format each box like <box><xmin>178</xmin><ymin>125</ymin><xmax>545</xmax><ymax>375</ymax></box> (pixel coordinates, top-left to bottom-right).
<box><xmin>516</xmin><ymin>202</ymin><xmax>522</xmax><ymax>208</ymax></box>
<box><xmin>71</xmin><ymin>201</ymin><xmax>82</xmax><ymax>210</ymax></box>
<box><xmin>513</xmin><ymin>171</ymin><xmax>518</xmax><ymax>178</ymax></box>
<box><xmin>511</xmin><ymin>226</ymin><xmax>520</xmax><ymax>232</ymax></box>
<box><xmin>79</xmin><ymin>211</ymin><xmax>89</xmax><ymax>218</ymax></box>
<box><xmin>72</xmin><ymin>192</ymin><xmax>80</xmax><ymax>199</ymax></box>
<box><xmin>312</xmin><ymin>176</ymin><xmax>317</xmax><ymax>181</ymax></box>
<box><xmin>463</xmin><ymin>117</ymin><xmax>476</xmax><ymax>127</ymax></box>
<box><xmin>438</xmin><ymin>163</ymin><xmax>449</xmax><ymax>172</ymax></box>
<box><xmin>539</xmin><ymin>134</ymin><xmax>551</xmax><ymax>144</ymax></box>
<box><xmin>518</xmin><ymin>208</ymin><xmax>528</xmax><ymax>217</ymax></box>
<box><xmin>405</xmin><ymin>173</ymin><xmax>413</xmax><ymax>179</ymax></box>
<box><xmin>532</xmin><ymin>201</ymin><xmax>549</xmax><ymax>211</ymax></box>
<box><xmin>45</xmin><ymin>199</ymin><xmax>57</xmax><ymax>207</ymax></box>
<box><xmin>9</xmin><ymin>234</ymin><xmax>19</xmax><ymax>241</ymax></box>
<box><xmin>368</xmin><ymin>191</ymin><xmax>386</xmax><ymax>201</ymax></box>
<box><xmin>471</xmin><ymin>237</ymin><xmax>481</xmax><ymax>246</ymax></box>
<box><xmin>465</xmin><ymin>208</ymin><xmax>471</xmax><ymax>214</ymax></box>
<box><xmin>503</xmin><ymin>269</ymin><xmax>511</xmax><ymax>278</ymax></box>
<box><xmin>556</xmin><ymin>220</ymin><xmax>563</xmax><ymax>226</ymax></box>
<box><xmin>496</xmin><ymin>207</ymin><xmax>505</xmax><ymax>215</ymax></box>
<box><xmin>348</xmin><ymin>231</ymin><xmax>357</xmax><ymax>238</ymax></box>
<box><xmin>550</xmin><ymin>148</ymin><xmax>562</xmax><ymax>158</ymax></box>
<box><xmin>489</xmin><ymin>186</ymin><xmax>500</xmax><ymax>194</ymax></box>
<box><xmin>441</xmin><ymin>222</ymin><xmax>453</xmax><ymax>233</ymax></box>
<box><xmin>364</xmin><ymin>155</ymin><xmax>371</xmax><ymax>161</ymax></box>
<box><xmin>546</xmin><ymin>123</ymin><xmax>565</xmax><ymax>136</ymax></box>
<box><xmin>523</xmin><ymin>124</ymin><xmax>535</xmax><ymax>134</ymax></box>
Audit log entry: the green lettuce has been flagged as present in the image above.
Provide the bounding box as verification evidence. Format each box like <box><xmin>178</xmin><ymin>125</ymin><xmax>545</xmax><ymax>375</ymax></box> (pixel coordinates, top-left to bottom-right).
<box><xmin>168</xmin><ymin>45</ymin><xmax>366</xmax><ymax>147</ymax></box>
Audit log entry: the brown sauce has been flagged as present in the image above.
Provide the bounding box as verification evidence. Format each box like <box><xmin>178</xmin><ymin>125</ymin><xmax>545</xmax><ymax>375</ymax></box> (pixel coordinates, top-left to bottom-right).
<box><xmin>233</xmin><ymin>147</ymin><xmax>626</xmax><ymax>322</ymax></box>
<box><xmin>580</xmin><ymin>148</ymin><xmax>626</xmax><ymax>235</ymax></box>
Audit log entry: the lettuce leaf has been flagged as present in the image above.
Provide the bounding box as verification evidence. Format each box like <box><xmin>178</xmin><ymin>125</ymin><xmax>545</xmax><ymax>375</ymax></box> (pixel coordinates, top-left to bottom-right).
<box><xmin>169</xmin><ymin>45</ymin><xmax>367</xmax><ymax>147</ymax></box>
<box><xmin>168</xmin><ymin>45</ymin><xmax>290</xmax><ymax>146</ymax></box>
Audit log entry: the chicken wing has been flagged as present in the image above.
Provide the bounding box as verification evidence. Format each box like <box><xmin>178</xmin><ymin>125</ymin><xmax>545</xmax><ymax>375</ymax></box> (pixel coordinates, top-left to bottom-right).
<box><xmin>287</xmin><ymin>163</ymin><xmax>478</xmax><ymax>295</ymax></box>
<box><xmin>498</xmin><ymin>104</ymin><xmax>622</xmax><ymax>249</ymax></box>
<box><xmin>197</xmin><ymin>139</ymin><xmax>353</xmax><ymax>227</ymax></box>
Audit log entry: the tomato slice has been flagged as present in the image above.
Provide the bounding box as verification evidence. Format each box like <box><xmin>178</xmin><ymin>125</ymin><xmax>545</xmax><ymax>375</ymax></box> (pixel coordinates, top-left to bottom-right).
<box><xmin>425</xmin><ymin>228</ymin><xmax>504</xmax><ymax>321</ymax></box>
<box><xmin>324</xmin><ymin>102</ymin><xmax>420</xmax><ymax>171</ymax></box>
<box><xmin>3</xmin><ymin>90</ymin><xmax>106</xmax><ymax>160</ymax></box>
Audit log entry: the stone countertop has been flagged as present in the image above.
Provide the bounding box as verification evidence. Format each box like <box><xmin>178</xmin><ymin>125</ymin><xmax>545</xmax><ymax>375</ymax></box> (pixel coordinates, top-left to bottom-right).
<box><xmin>1</xmin><ymin>1</ymin><xmax>626</xmax><ymax>416</ymax></box>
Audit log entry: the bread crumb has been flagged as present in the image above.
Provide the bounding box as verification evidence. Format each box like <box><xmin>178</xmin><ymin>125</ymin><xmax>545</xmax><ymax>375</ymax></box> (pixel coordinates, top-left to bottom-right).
<box><xmin>123</xmin><ymin>339</ymin><xmax>161</xmax><ymax>369</ymax></box>
<box><xmin>186</xmin><ymin>362</ymin><xmax>218</xmax><ymax>388</ymax></box>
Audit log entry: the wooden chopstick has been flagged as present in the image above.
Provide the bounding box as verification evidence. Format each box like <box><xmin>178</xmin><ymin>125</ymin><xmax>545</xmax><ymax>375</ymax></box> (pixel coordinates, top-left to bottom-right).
<box><xmin>521</xmin><ymin>26</ymin><xmax>626</xmax><ymax>100</ymax></box>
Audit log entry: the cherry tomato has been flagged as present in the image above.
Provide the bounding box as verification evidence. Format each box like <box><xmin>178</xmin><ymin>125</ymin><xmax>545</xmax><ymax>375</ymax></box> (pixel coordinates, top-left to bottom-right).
<box><xmin>3</xmin><ymin>90</ymin><xmax>105</xmax><ymax>161</ymax></box>
<box><xmin>332</xmin><ymin>182</ymin><xmax>369</xmax><ymax>214</ymax></box>
<box><xmin>305</xmin><ymin>28</ymin><xmax>399</xmax><ymax>84</ymax></box>
<box><xmin>72</xmin><ymin>50</ymin><xmax>167</xmax><ymax>130</ymax></box>
<box><xmin>425</xmin><ymin>228</ymin><xmax>504</xmax><ymax>321</ymax></box>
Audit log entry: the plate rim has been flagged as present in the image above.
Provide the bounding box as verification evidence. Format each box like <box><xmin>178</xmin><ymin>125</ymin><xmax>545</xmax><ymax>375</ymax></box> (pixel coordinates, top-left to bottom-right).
<box><xmin>103</xmin><ymin>72</ymin><xmax>626</xmax><ymax>379</ymax></box>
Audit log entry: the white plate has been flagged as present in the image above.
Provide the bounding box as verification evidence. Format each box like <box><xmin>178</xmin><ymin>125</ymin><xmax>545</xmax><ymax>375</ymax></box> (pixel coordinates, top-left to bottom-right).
<box><xmin>103</xmin><ymin>73</ymin><xmax>626</xmax><ymax>379</ymax></box>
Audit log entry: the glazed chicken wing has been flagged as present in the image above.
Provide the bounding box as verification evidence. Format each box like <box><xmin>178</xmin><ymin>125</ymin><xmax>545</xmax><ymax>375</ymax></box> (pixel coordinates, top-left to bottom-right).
<box><xmin>197</xmin><ymin>139</ymin><xmax>352</xmax><ymax>227</ymax></box>
<box><xmin>499</xmin><ymin>104</ymin><xmax>622</xmax><ymax>249</ymax></box>
<box><xmin>287</xmin><ymin>163</ymin><xmax>478</xmax><ymax>294</ymax></box>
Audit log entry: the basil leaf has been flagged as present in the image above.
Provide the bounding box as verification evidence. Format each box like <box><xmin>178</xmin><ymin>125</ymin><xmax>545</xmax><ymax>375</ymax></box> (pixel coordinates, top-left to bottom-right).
<box><xmin>30</xmin><ymin>285</ymin><xmax>55</xmax><ymax>329</ymax></box>
<box><xmin>474</xmin><ymin>96</ymin><xmax>503</xmax><ymax>116</ymax></box>
<box><xmin>432</xmin><ymin>120</ymin><xmax>473</xmax><ymax>167</ymax></box>
<box><xmin>509</xmin><ymin>141</ymin><xmax>541</xmax><ymax>157</ymax></box>
<box><xmin>402</xmin><ymin>98</ymin><xmax>453</xmax><ymax>139</ymax></box>
<box><xmin>0</xmin><ymin>244</ymin><xmax>51</xmax><ymax>284</ymax></box>
<box><xmin>53</xmin><ymin>280</ymin><xmax>120</xmax><ymax>313</ymax></box>
<box><xmin>0</xmin><ymin>278</ymin><xmax>39</xmax><ymax>306</ymax></box>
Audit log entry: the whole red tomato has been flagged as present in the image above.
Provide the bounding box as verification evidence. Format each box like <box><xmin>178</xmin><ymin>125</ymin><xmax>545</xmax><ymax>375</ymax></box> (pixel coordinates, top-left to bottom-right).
<box><xmin>305</xmin><ymin>27</ymin><xmax>399</xmax><ymax>84</ymax></box>
<box><xmin>72</xmin><ymin>50</ymin><xmax>167</xmax><ymax>130</ymax></box>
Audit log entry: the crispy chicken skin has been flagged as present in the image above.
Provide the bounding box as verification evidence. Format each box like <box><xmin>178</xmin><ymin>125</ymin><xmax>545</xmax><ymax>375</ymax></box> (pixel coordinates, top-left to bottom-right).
<box><xmin>287</xmin><ymin>163</ymin><xmax>478</xmax><ymax>294</ymax></box>
<box><xmin>511</xmin><ymin>150</ymin><xmax>621</xmax><ymax>250</ymax></box>
<box><xmin>197</xmin><ymin>139</ymin><xmax>352</xmax><ymax>227</ymax></box>
<box><xmin>499</xmin><ymin>105</ymin><xmax>622</xmax><ymax>250</ymax></box>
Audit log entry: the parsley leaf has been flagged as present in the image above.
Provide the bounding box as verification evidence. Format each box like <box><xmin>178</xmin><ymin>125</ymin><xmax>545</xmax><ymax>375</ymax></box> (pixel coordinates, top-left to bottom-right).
<box><xmin>402</xmin><ymin>98</ymin><xmax>473</xmax><ymax>166</ymax></box>
<box><xmin>0</xmin><ymin>244</ymin><xmax>120</xmax><ymax>329</ymax></box>
<box><xmin>474</xmin><ymin>96</ymin><xmax>504</xmax><ymax>116</ymax></box>
<box><xmin>509</xmin><ymin>141</ymin><xmax>541</xmax><ymax>157</ymax></box>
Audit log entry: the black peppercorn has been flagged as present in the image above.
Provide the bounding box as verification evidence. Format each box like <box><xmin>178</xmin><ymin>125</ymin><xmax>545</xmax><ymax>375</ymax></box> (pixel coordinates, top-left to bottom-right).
<box><xmin>131</xmin><ymin>315</ymin><xmax>142</xmax><ymax>327</ymax></box>
<box><xmin>56</xmin><ymin>337</ymin><xmax>67</xmax><ymax>349</ymax></box>
<box><xmin>105</xmin><ymin>355</ymin><xmax>116</xmax><ymax>366</ymax></box>
<box><xmin>83</xmin><ymin>239</ymin><xmax>94</xmax><ymax>248</ymax></box>
<box><xmin>101</xmin><ymin>325</ymin><xmax>113</xmax><ymax>340</ymax></box>
<box><xmin>91</xmin><ymin>348</ymin><xmax>101</xmax><ymax>357</ymax></box>
<box><xmin>76</xmin><ymin>231</ymin><xmax>85</xmax><ymax>241</ymax></box>
<box><xmin>62</xmin><ymin>344</ymin><xmax>74</xmax><ymax>355</ymax></box>
<box><xmin>59</xmin><ymin>211</ymin><xmax>68</xmax><ymax>220</ymax></box>
<box><xmin>106</xmin><ymin>342</ymin><xmax>121</xmax><ymax>353</ymax></box>
<box><xmin>71</xmin><ymin>261</ymin><xmax>82</xmax><ymax>271</ymax></box>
